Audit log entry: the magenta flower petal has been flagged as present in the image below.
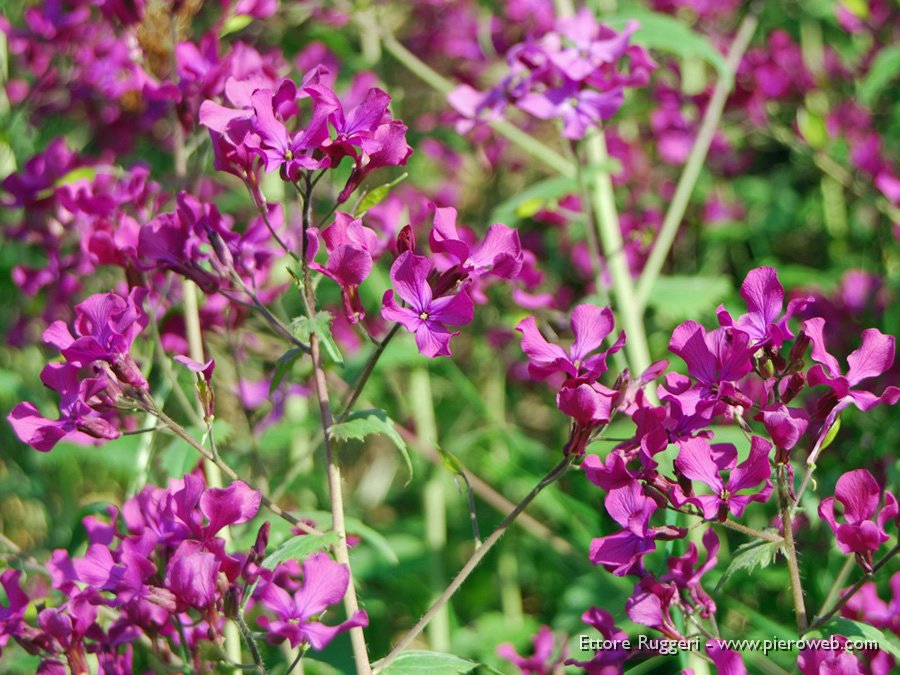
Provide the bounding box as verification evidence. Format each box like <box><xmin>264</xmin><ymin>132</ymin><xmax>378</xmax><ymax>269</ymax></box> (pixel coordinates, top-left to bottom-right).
<box><xmin>200</xmin><ymin>481</ymin><xmax>261</xmax><ymax>537</ymax></box>
<box><xmin>846</xmin><ymin>328</ymin><xmax>895</xmax><ymax>386</ymax></box>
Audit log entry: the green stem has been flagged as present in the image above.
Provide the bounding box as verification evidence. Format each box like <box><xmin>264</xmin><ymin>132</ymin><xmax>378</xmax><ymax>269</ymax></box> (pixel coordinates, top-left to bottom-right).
<box><xmin>336</xmin><ymin>323</ymin><xmax>401</xmax><ymax>423</ymax></box>
<box><xmin>635</xmin><ymin>11</ymin><xmax>758</xmax><ymax>310</ymax></box>
<box><xmin>379</xmin><ymin>30</ymin><xmax>574</xmax><ymax>178</ymax></box>
<box><xmin>778</xmin><ymin>466</ymin><xmax>808</xmax><ymax>631</ymax></box>
<box><xmin>806</xmin><ymin>543</ymin><xmax>900</xmax><ymax>633</ymax></box>
<box><xmin>374</xmin><ymin>457</ymin><xmax>574</xmax><ymax>673</ymax></box>
<box><xmin>717</xmin><ymin>518</ymin><xmax>783</xmax><ymax>543</ymax></box>
<box><xmin>298</xmin><ymin>175</ymin><xmax>372</xmax><ymax>675</ymax></box>
<box><xmin>584</xmin><ymin>130</ymin><xmax>653</xmax><ymax>379</ymax></box>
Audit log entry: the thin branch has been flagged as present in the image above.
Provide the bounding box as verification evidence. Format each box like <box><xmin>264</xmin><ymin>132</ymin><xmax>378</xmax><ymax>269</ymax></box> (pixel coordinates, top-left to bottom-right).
<box><xmin>807</xmin><ymin>543</ymin><xmax>900</xmax><ymax>633</ymax></box>
<box><xmin>778</xmin><ymin>465</ymin><xmax>808</xmax><ymax>631</ymax></box>
<box><xmin>298</xmin><ymin>174</ymin><xmax>372</xmax><ymax>675</ymax></box>
<box><xmin>379</xmin><ymin>29</ymin><xmax>575</xmax><ymax>178</ymax></box>
<box><xmin>154</xmin><ymin>409</ymin><xmax>321</xmax><ymax>534</ymax></box>
<box><xmin>397</xmin><ymin>426</ymin><xmax>575</xmax><ymax>555</ymax></box>
<box><xmin>716</xmin><ymin>519</ymin><xmax>783</xmax><ymax>543</ymax></box>
<box><xmin>374</xmin><ymin>457</ymin><xmax>574</xmax><ymax>673</ymax></box>
<box><xmin>235</xmin><ymin>609</ymin><xmax>267</xmax><ymax>674</ymax></box>
<box><xmin>635</xmin><ymin>11</ymin><xmax>759</xmax><ymax>309</ymax></box>
<box><xmin>336</xmin><ymin>323</ymin><xmax>402</xmax><ymax>423</ymax></box>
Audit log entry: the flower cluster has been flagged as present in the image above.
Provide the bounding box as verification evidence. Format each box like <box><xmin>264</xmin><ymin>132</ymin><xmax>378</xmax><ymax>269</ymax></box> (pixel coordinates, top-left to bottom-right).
<box><xmin>199</xmin><ymin>71</ymin><xmax>412</xmax><ymax>201</ymax></box>
<box><xmin>0</xmin><ymin>474</ymin><xmax>366</xmax><ymax>672</ymax></box>
<box><xmin>449</xmin><ymin>8</ymin><xmax>655</xmax><ymax>139</ymax></box>
<box><xmin>510</xmin><ymin>267</ymin><xmax>899</xmax><ymax>673</ymax></box>
<box><xmin>8</xmin><ymin>289</ymin><xmax>149</xmax><ymax>452</ymax></box>
<box><xmin>380</xmin><ymin>205</ymin><xmax>524</xmax><ymax>357</ymax></box>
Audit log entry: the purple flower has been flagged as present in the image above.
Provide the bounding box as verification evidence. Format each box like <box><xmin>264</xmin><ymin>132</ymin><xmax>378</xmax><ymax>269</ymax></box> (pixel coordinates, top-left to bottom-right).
<box><xmin>543</xmin><ymin>11</ymin><xmax>638</xmax><ymax>82</ymax></box>
<box><xmin>705</xmin><ymin>641</ymin><xmax>748</xmax><ymax>675</ymax></box>
<box><xmin>256</xmin><ymin>553</ymin><xmax>368</xmax><ymax>649</ymax></box>
<box><xmin>626</xmin><ymin>576</ymin><xmax>683</xmax><ymax>640</ymax></box>
<box><xmin>496</xmin><ymin>625</ymin><xmax>567</xmax><ymax>675</ymax></box>
<box><xmin>311</xmin><ymin>212</ymin><xmax>379</xmax><ymax>324</ymax></box>
<box><xmin>0</xmin><ymin>570</ymin><xmax>30</xmax><ymax>652</ymax></box>
<box><xmin>565</xmin><ymin>607</ymin><xmax>630</xmax><ymax>673</ymax></box>
<box><xmin>517</xmin><ymin>80</ymin><xmax>623</xmax><ymax>139</ymax></box>
<box><xmin>797</xmin><ymin>635</ymin><xmax>862</xmax><ymax>675</ymax></box>
<box><xmin>804</xmin><ymin>319</ymin><xmax>900</xmax><ymax>463</ymax></box>
<box><xmin>819</xmin><ymin>469</ymin><xmax>898</xmax><ymax>573</ymax></box>
<box><xmin>589</xmin><ymin>480</ymin><xmax>684</xmax><ymax>576</ymax></box>
<box><xmin>304</xmin><ymin>83</ymin><xmax>413</xmax><ymax>202</ymax></box>
<box><xmin>8</xmin><ymin>364</ymin><xmax>120</xmax><ymax>452</ymax></box>
<box><xmin>429</xmin><ymin>205</ymin><xmax>524</xmax><ymax>282</ymax></box>
<box><xmin>717</xmin><ymin>267</ymin><xmax>809</xmax><ymax>348</ymax></box>
<box><xmin>672</xmin><ymin>436</ymin><xmax>773</xmax><ymax>521</ymax></box>
<box><xmin>381</xmin><ymin>252</ymin><xmax>474</xmax><ymax>358</ymax></box>
<box><xmin>663</xmin><ymin>529</ymin><xmax>719</xmax><ymax>617</ymax></box>
<box><xmin>517</xmin><ymin>304</ymin><xmax>624</xmax><ymax>381</ymax></box>
<box><xmin>44</xmin><ymin>288</ymin><xmax>149</xmax><ymax>389</ymax></box>
<box><xmin>249</xmin><ymin>85</ymin><xmax>325</xmax><ymax>180</ymax></box>
<box><xmin>175</xmin><ymin>355</ymin><xmax>216</xmax><ymax>421</ymax></box>
<box><xmin>668</xmin><ymin>321</ymin><xmax>753</xmax><ymax>399</ymax></box>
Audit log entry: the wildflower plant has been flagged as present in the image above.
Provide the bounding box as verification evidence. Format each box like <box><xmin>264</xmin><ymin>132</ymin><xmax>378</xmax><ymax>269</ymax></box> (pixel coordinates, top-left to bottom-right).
<box><xmin>0</xmin><ymin>1</ymin><xmax>898</xmax><ymax>674</ymax></box>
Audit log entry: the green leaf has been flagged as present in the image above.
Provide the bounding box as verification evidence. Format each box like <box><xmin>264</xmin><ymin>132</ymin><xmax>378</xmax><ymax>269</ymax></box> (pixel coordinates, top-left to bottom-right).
<box><xmin>293</xmin><ymin>312</ymin><xmax>343</xmax><ymax>365</ymax></box>
<box><xmin>329</xmin><ymin>409</ymin><xmax>413</xmax><ymax>482</ymax></box>
<box><xmin>489</xmin><ymin>176</ymin><xmax>578</xmax><ymax>225</ymax></box>
<box><xmin>817</xmin><ymin>618</ymin><xmax>900</xmax><ymax>660</ymax></box>
<box><xmin>220</xmin><ymin>14</ymin><xmax>253</xmax><ymax>37</ymax></box>
<box><xmin>301</xmin><ymin>510</ymin><xmax>399</xmax><ymax>564</ymax></box>
<box><xmin>378</xmin><ymin>650</ymin><xmax>478</xmax><ymax>674</ymax></box>
<box><xmin>715</xmin><ymin>537</ymin><xmax>781</xmax><ymax>591</ymax></box>
<box><xmin>261</xmin><ymin>531</ymin><xmax>339</xmax><ymax>570</ymax></box>
<box><xmin>270</xmin><ymin>347</ymin><xmax>303</xmax><ymax>394</ymax></box>
<box><xmin>436</xmin><ymin>445</ymin><xmax>465</xmax><ymax>478</ymax></box>
<box><xmin>645</xmin><ymin>275</ymin><xmax>732</xmax><ymax>321</ymax></box>
<box><xmin>354</xmin><ymin>172</ymin><xmax>408</xmax><ymax>216</ymax></box>
<box><xmin>607</xmin><ymin>11</ymin><xmax>730</xmax><ymax>80</ymax></box>
<box><xmin>858</xmin><ymin>46</ymin><xmax>900</xmax><ymax>107</ymax></box>
<box><xmin>819</xmin><ymin>416</ymin><xmax>841</xmax><ymax>453</ymax></box>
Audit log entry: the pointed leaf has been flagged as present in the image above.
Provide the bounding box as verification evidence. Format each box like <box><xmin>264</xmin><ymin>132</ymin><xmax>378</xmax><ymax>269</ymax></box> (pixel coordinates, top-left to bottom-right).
<box><xmin>261</xmin><ymin>531</ymin><xmax>340</xmax><ymax>570</ymax></box>
<box><xmin>329</xmin><ymin>409</ymin><xmax>412</xmax><ymax>482</ymax></box>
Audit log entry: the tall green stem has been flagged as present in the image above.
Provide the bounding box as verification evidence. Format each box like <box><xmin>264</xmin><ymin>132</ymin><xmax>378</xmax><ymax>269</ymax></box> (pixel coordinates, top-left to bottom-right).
<box><xmin>635</xmin><ymin>12</ymin><xmax>758</xmax><ymax>309</ymax></box>
<box><xmin>298</xmin><ymin>177</ymin><xmax>372</xmax><ymax>675</ymax></box>
<box><xmin>584</xmin><ymin>130</ymin><xmax>653</xmax><ymax>379</ymax></box>
<box><xmin>375</xmin><ymin>457</ymin><xmax>573</xmax><ymax>673</ymax></box>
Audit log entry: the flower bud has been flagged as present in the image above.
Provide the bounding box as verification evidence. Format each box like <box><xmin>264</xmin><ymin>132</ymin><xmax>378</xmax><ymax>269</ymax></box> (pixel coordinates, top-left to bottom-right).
<box><xmin>396</xmin><ymin>224</ymin><xmax>415</xmax><ymax>254</ymax></box>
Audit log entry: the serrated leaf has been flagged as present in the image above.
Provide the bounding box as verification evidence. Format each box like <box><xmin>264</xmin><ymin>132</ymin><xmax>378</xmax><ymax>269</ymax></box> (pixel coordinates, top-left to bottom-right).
<box><xmin>293</xmin><ymin>312</ymin><xmax>343</xmax><ymax>365</ymax></box>
<box><xmin>261</xmin><ymin>531</ymin><xmax>339</xmax><ymax>569</ymax></box>
<box><xmin>270</xmin><ymin>347</ymin><xmax>303</xmax><ymax>394</ymax></box>
<box><xmin>378</xmin><ymin>650</ymin><xmax>478</xmax><ymax>674</ymax></box>
<box><xmin>715</xmin><ymin>537</ymin><xmax>781</xmax><ymax>591</ymax></box>
<box><xmin>301</xmin><ymin>510</ymin><xmax>399</xmax><ymax>564</ymax></box>
<box><xmin>858</xmin><ymin>46</ymin><xmax>900</xmax><ymax>107</ymax></box>
<box><xmin>329</xmin><ymin>409</ymin><xmax>413</xmax><ymax>482</ymax></box>
<box><xmin>817</xmin><ymin>618</ymin><xmax>900</xmax><ymax>660</ymax></box>
<box><xmin>607</xmin><ymin>11</ymin><xmax>730</xmax><ymax>80</ymax></box>
<box><xmin>354</xmin><ymin>172</ymin><xmax>408</xmax><ymax>216</ymax></box>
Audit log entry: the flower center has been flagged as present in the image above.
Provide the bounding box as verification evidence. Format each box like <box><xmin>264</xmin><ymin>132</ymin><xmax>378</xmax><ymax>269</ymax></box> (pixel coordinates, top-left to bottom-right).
<box><xmin>419</xmin><ymin>311</ymin><xmax>429</xmax><ymax>321</ymax></box>
<box><xmin>284</xmin><ymin>149</ymin><xmax>294</xmax><ymax>161</ymax></box>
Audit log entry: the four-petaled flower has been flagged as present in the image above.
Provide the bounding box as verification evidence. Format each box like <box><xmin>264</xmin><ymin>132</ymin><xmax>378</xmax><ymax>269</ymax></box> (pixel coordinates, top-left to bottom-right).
<box><xmin>819</xmin><ymin>469</ymin><xmax>898</xmax><ymax>573</ymax></box>
<box><xmin>381</xmin><ymin>251</ymin><xmax>474</xmax><ymax>358</ymax></box>
<box><xmin>672</xmin><ymin>436</ymin><xmax>773</xmax><ymax>521</ymax></box>
<box><xmin>256</xmin><ymin>553</ymin><xmax>368</xmax><ymax>649</ymax></box>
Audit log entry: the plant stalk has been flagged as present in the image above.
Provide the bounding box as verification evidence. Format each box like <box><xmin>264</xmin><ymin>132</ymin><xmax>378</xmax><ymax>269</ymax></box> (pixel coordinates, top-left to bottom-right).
<box><xmin>375</xmin><ymin>456</ymin><xmax>573</xmax><ymax>673</ymax></box>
